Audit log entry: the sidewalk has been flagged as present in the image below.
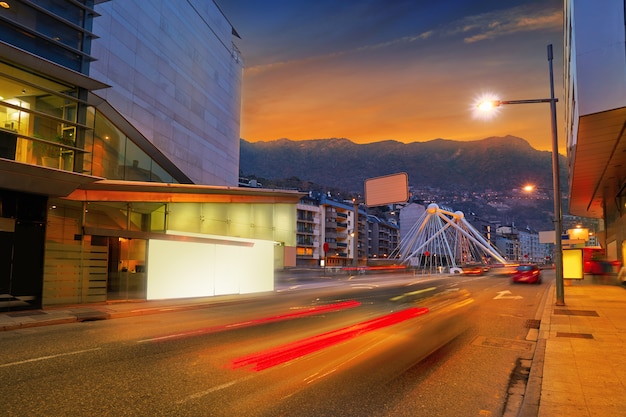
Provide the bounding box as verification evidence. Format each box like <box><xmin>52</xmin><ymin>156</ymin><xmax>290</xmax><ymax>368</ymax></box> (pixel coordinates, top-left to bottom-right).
<box><xmin>1</xmin><ymin>277</ymin><xmax>626</xmax><ymax>417</ymax></box>
<box><xmin>519</xmin><ymin>279</ymin><xmax>626</xmax><ymax>417</ymax></box>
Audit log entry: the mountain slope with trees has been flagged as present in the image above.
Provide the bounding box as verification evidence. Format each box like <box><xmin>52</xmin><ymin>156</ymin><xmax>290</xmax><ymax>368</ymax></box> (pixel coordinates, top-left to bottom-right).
<box><xmin>240</xmin><ymin>135</ymin><xmax>565</xmax><ymax>194</ymax></box>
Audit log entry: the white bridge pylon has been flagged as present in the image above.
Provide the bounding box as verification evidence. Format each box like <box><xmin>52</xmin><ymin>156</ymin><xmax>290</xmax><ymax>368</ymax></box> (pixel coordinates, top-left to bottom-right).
<box><xmin>390</xmin><ymin>203</ymin><xmax>507</xmax><ymax>273</ymax></box>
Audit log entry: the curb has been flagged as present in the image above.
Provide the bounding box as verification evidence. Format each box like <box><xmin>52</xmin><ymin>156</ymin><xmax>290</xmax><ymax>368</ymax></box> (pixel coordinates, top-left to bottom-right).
<box><xmin>516</xmin><ymin>282</ymin><xmax>553</xmax><ymax>417</ymax></box>
<box><xmin>0</xmin><ymin>317</ymin><xmax>78</xmax><ymax>332</ymax></box>
<box><xmin>0</xmin><ymin>292</ymin><xmax>274</xmax><ymax>332</ymax></box>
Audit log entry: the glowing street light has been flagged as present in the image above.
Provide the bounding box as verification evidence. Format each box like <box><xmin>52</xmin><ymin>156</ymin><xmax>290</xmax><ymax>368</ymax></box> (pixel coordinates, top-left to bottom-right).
<box><xmin>476</xmin><ymin>100</ymin><xmax>499</xmax><ymax>112</ymax></box>
<box><xmin>522</xmin><ymin>184</ymin><xmax>552</xmax><ymax>193</ymax></box>
<box><xmin>476</xmin><ymin>44</ymin><xmax>565</xmax><ymax>306</ymax></box>
<box><xmin>523</xmin><ymin>184</ymin><xmax>536</xmax><ymax>193</ymax></box>
<box><xmin>476</xmin><ymin>98</ymin><xmax>555</xmax><ymax>109</ymax></box>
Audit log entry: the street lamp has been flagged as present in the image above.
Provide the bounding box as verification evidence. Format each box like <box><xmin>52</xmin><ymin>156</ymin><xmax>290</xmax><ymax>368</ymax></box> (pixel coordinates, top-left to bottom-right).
<box><xmin>476</xmin><ymin>44</ymin><xmax>564</xmax><ymax>306</ymax></box>
<box><xmin>522</xmin><ymin>184</ymin><xmax>542</xmax><ymax>193</ymax></box>
<box><xmin>522</xmin><ymin>184</ymin><xmax>552</xmax><ymax>196</ymax></box>
<box><xmin>352</xmin><ymin>198</ymin><xmax>359</xmax><ymax>267</ymax></box>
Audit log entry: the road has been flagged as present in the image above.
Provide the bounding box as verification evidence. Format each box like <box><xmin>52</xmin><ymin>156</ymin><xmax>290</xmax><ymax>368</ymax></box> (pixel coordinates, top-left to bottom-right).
<box><xmin>0</xmin><ymin>270</ymin><xmax>552</xmax><ymax>416</ymax></box>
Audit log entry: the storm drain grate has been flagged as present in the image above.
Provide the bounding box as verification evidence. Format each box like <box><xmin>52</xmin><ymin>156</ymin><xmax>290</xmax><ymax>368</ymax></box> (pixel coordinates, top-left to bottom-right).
<box><xmin>556</xmin><ymin>332</ymin><xmax>594</xmax><ymax>339</ymax></box>
<box><xmin>554</xmin><ymin>309</ymin><xmax>599</xmax><ymax>317</ymax></box>
<box><xmin>525</xmin><ymin>319</ymin><xmax>541</xmax><ymax>329</ymax></box>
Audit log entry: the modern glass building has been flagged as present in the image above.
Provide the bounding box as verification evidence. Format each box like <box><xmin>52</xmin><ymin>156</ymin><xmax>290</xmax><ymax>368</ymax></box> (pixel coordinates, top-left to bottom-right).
<box><xmin>0</xmin><ymin>0</ymin><xmax>301</xmax><ymax>311</ymax></box>
<box><xmin>564</xmin><ymin>0</ymin><xmax>626</xmax><ymax>267</ymax></box>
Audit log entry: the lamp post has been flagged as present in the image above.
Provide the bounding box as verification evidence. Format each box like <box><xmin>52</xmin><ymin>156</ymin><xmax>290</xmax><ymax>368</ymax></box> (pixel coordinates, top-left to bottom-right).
<box><xmin>352</xmin><ymin>199</ymin><xmax>359</xmax><ymax>267</ymax></box>
<box><xmin>477</xmin><ymin>44</ymin><xmax>564</xmax><ymax>305</ymax></box>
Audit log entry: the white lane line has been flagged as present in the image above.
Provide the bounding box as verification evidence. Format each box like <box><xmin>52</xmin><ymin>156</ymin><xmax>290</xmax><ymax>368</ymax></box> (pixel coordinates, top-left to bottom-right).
<box><xmin>137</xmin><ymin>329</ymin><xmax>207</xmax><ymax>343</ymax></box>
<box><xmin>0</xmin><ymin>348</ymin><xmax>102</xmax><ymax>368</ymax></box>
<box><xmin>176</xmin><ymin>375</ymin><xmax>254</xmax><ymax>404</ymax></box>
<box><xmin>390</xmin><ymin>286</ymin><xmax>437</xmax><ymax>301</ymax></box>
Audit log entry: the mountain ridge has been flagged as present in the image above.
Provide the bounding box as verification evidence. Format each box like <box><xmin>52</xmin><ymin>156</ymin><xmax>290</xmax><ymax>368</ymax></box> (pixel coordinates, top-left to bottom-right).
<box><xmin>240</xmin><ymin>135</ymin><xmax>563</xmax><ymax>194</ymax></box>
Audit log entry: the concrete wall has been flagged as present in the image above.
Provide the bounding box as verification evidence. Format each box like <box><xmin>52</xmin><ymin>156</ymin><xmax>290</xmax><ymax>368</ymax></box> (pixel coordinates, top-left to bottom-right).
<box><xmin>571</xmin><ymin>0</ymin><xmax>626</xmax><ymax>116</ymax></box>
<box><xmin>91</xmin><ymin>0</ymin><xmax>243</xmax><ymax>186</ymax></box>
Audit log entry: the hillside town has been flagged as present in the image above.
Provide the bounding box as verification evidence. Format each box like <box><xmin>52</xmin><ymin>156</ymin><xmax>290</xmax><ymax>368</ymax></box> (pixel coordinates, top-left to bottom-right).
<box><xmin>295</xmin><ymin>190</ymin><xmax>599</xmax><ymax>268</ymax></box>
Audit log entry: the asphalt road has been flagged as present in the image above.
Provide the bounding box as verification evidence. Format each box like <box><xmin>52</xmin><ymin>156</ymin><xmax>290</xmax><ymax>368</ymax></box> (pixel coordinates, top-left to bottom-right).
<box><xmin>0</xmin><ymin>270</ymin><xmax>551</xmax><ymax>416</ymax></box>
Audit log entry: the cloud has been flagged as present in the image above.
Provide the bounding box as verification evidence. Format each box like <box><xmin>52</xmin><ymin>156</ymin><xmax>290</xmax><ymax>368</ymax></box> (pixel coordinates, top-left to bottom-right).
<box><xmin>461</xmin><ymin>7</ymin><xmax>562</xmax><ymax>43</ymax></box>
<box><xmin>354</xmin><ymin>30</ymin><xmax>433</xmax><ymax>52</ymax></box>
<box><xmin>246</xmin><ymin>30</ymin><xmax>434</xmax><ymax>74</ymax></box>
<box><xmin>244</xmin><ymin>3</ymin><xmax>562</xmax><ymax>76</ymax></box>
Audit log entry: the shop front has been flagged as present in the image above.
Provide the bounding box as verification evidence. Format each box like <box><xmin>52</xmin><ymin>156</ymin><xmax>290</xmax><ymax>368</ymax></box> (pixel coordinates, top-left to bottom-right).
<box><xmin>37</xmin><ymin>182</ymin><xmax>302</xmax><ymax>307</ymax></box>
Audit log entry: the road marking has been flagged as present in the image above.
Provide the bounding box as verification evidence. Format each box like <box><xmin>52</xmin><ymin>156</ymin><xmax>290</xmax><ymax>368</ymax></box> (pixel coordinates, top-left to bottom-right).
<box><xmin>0</xmin><ymin>348</ymin><xmax>102</xmax><ymax>368</ymax></box>
<box><xmin>349</xmin><ymin>284</ymin><xmax>379</xmax><ymax>289</ymax></box>
<box><xmin>176</xmin><ymin>376</ymin><xmax>254</xmax><ymax>404</ymax></box>
<box><xmin>493</xmin><ymin>290</ymin><xmax>523</xmax><ymax>300</ymax></box>
<box><xmin>390</xmin><ymin>286</ymin><xmax>437</xmax><ymax>301</ymax></box>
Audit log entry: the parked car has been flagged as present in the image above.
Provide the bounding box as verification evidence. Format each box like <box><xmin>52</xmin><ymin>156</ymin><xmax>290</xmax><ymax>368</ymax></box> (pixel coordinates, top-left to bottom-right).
<box><xmin>511</xmin><ymin>264</ymin><xmax>542</xmax><ymax>284</ymax></box>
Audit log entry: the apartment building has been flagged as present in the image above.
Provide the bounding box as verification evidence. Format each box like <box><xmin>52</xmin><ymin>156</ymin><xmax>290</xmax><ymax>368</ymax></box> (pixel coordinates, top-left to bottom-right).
<box><xmin>296</xmin><ymin>194</ymin><xmax>321</xmax><ymax>266</ymax></box>
<box><xmin>518</xmin><ymin>228</ymin><xmax>546</xmax><ymax>264</ymax></box>
<box><xmin>295</xmin><ymin>194</ymin><xmax>398</xmax><ymax>267</ymax></box>
<box><xmin>321</xmin><ymin>198</ymin><xmax>356</xmax><ymax>267</ymax></box>
<box><xmin>368</xmin><ymin>215</ymin><xmax>399</xmax><ymax>260</ymax></box>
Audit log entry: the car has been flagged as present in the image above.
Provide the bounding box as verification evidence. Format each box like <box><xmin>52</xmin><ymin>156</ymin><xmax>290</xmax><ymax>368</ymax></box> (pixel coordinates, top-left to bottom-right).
<box><xmin>491</xmin><ymin>263</ymin><xmax>519</xmax><ymax>277</ymax></box>
<box><xmin>511</xmin><ymin>264</ymin><xmax>542</xmax><ymax>284</ymax></box>
<box><xmin>461</xmin><ymin>264</ymin><xmax>484</xmax><ymax>275</ymax></box>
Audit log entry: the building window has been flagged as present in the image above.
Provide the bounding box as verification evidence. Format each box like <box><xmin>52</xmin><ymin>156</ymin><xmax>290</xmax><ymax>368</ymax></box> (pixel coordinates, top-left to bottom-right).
<box><xmin>0</xmin><ymin>0</ymin><xmax>94</xmax><ymax>71</ymax></box>
<box><xmin>0</xmin><ymin>61</ymin><xmax>81</xmax><ymax>170</ymax></box>
<box><xmin>86</xmin><ymin>107</ymin><xmax>175</xmax><ymax>183</ymax></box>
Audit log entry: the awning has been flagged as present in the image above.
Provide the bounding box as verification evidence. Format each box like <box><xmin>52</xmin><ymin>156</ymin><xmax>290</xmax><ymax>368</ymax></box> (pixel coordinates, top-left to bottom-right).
<box><xmin>569</xmin><ymin>107</ymin><xmax>626</xmax><ymax>218</ymax></box>
<box><xmin>0</xmin><ymin>159</ymin><xmax>102</xmax><ymax>197</ymax></box>
<box><xmin>64</xmin><ymin>179</ymin><xmax>306</xmax><ymax>204</ymax></box>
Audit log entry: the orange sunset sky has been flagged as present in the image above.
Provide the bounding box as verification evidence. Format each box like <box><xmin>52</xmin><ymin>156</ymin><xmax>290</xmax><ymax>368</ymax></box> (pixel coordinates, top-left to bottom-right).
<box><xmin>218</xmin><ymin>0</ymin><xmax>565</xmax><ymax>153</ymax></box>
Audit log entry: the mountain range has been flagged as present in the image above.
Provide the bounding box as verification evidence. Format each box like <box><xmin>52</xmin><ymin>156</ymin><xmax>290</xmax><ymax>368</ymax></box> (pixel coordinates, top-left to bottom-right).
<box><xmin>240</xmin><ymin>135</ymin><xmax>565</xmax><ymax>194</ymax></box>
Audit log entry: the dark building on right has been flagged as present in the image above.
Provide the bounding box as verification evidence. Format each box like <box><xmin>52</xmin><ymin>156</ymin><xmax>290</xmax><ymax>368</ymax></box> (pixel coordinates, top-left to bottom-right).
<box><xmin>565</xmin><ymin>1</ymin><xmax>626</xmax><ymax>265</ymax></box>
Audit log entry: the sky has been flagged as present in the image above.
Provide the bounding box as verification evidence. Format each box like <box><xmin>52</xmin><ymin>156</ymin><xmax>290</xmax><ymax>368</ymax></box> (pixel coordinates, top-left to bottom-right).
<box><xmin>216</xmin><ymin>0</ymin><xmax>564</xmax><ymax>152</ymax></box>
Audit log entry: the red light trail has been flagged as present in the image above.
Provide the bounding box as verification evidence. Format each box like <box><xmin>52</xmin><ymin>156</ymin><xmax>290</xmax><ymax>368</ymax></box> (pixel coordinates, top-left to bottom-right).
<box><xmin>140</xmin><ymin>300</ymin><xmax>362</xmax><ymax>343</ymax></box>
<box><xmin>229</xmin><ymin>307</ymin><xmax>430</xmax><ymax>371</ymax></box>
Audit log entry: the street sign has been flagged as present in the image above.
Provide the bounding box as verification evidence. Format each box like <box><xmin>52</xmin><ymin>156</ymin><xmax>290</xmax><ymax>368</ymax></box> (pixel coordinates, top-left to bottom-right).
<box><xmin>323</xmin><ymin>242</ymin><xmax>329</xmax><ymax>253</ymax></box>
<box><xmin>364</xmin><ymin>172</ymin><xmax>409</xmax><ymax>207</ymax></box>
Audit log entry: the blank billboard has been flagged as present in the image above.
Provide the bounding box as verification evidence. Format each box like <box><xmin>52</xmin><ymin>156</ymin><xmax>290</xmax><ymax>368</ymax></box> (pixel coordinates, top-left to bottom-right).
<box><xmin>365</xmin><ymin>172</ymin><xmax>409</xmax><ymax>207</ymax></box>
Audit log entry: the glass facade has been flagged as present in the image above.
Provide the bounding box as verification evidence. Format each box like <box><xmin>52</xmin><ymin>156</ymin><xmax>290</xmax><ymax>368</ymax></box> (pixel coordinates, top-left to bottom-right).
<box><xmin>0</xmin><ymin>60</ymin><xmax>177</xmax><ymax>182</ymax></box>
<box><xmin>0</xmin><ymin>0</ymin><xmax>94</xmax><ymax>72</ymax></box>
<box><xmin>42</xmin><ymin>198</ymin><xmax>298</xmax><ymax>304</ymax></box>
<box><xmin>86</xmin><ymin>108</ymin><xmax>176</xmax><ymax>182</ymax></box>
<box><xmin>0</xmin><ymin>61</ymin><xmax>81</xmax><ymax>169</ymax></box>
<box><xmin>167</xmin><ymin>202</ymin><xmax>297</xmax><ymax>246</ymax></box>
<box><xmin>47</xmin><ymin>199</ymin><xmax>297</xmax><ymax>249</ymax></box>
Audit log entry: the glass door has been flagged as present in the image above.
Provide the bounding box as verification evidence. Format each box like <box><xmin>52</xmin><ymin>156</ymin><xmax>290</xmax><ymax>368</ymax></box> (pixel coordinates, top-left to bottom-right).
<box><xmin>107</xmin><ymin>237</ymin><xmax>147</xmax><ymax>300</ymax></box>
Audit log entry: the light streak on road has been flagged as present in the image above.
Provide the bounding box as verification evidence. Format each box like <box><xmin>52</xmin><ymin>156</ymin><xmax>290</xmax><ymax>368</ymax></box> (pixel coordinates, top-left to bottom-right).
<box><xmin>229</xmin><ymin>307</ymin><xmax>430</xmax><ymax>371</ymax></box>
<box><xmin>138</xmin><ymin>300</ymin><xmax>362</xmax><ymax>343</ymax></box>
